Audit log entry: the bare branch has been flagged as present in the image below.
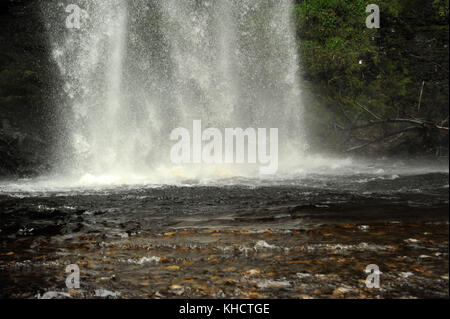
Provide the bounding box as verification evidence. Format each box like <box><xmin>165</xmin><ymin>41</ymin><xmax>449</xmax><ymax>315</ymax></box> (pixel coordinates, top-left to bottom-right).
<box><xmin>354</xmin><ymin>102</ymin><xmax>382</xmax><ymax>121</ymax></box>
<box><xmin>345</xmin><ymin>126</ymin><xmax>424</xmax><ymax>153</ymax></box>
<box><xmin>342</xmin><ymin>119</ymin><xmax>427</xmax><ymax>131</ymax></box>
<box><xmin>417</xmin><ymin>81</ymin><xmax>425</xmax><ymax>112</ymax></box>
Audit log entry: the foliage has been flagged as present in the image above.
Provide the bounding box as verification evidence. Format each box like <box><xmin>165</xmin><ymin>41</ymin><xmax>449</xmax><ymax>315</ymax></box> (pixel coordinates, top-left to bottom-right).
<box><xmin>294</xmin><ymin>0</ymin><xmax>449</xmax><ymax>151</ymax></box>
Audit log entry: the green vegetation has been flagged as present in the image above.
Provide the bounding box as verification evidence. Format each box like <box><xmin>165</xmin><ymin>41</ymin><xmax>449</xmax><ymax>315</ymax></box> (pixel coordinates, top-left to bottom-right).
<box><xmin>294</xmin><ymin>0</ymin><xmax>449</xmax><ymax>153</ymax></box>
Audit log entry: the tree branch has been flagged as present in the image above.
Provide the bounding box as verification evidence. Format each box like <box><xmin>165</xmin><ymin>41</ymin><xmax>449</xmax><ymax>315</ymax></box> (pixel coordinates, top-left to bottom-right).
<box><xmin>345</xmin><ymin>126</ymin><xmax>424</xmax><ymax>153</ymax></box>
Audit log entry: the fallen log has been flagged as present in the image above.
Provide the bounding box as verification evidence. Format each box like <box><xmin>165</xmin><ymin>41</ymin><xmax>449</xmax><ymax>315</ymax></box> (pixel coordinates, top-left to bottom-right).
<box><xmin>345</xmin><ymin>126</ymin><xmax>423</xmax><ymax>153</ymax></box>
<box><xmin>339</xmin><ymin>116</ymin><xmax>448</xmax><ymax>154</ymax></box>
<box><xmin>341</xmin><ymin>118</ymin><xmax>447</xmax><ymax>131</ymax></box>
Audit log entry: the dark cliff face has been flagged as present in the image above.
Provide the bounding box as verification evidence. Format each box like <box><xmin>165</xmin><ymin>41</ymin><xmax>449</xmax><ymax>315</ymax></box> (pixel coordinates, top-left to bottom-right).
<box><xmin>0</xmin><ymin>0</ymin><xmax>59</xmax><ymax>177</ymax></box>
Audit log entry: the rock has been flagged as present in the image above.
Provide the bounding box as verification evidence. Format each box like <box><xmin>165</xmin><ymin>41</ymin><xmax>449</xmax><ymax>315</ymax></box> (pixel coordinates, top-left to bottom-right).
<box><xmin>256</xmin><ymin>280</ymin><xmax>291</xmax><ymax>289</ymax></box>
<box><xmin>94</xmin><ymin>289</ymin><xmax>120</xmax><ymax>298</ymax></box>
<box><xmin>169</xmin><ymin>285</ymin><xmax>184</xmax><ymax>296</ymax></box>
<box><xmin>37</xmin><ymin>291</ymin><xmax>72</xmax><ymax>299</ymax></box>
<box><xmin>167</xmin><ymin>265</ymin><xmax>181</xmax><ymax>271</ymax></box>
<box><xmin>244</xmin><ymin>269</ymin><xmax>261</xmax><ymax>276</ymax></box>
<box><xmin>254</xmin><ymin>240</ymin><xmax>277</xmax><ymax>250</ymax></box>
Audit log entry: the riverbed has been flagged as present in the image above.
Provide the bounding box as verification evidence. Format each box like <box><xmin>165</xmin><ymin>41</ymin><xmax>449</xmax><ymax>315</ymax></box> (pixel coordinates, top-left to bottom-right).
<box><xmin>1</xmin><ymin>169</ymin><xmax>448</xmax><ymax>299</ymax></box>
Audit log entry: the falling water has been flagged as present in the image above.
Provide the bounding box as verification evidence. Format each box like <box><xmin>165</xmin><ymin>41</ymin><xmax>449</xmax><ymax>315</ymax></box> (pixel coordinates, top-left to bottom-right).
<box><xmin>46</xmin><ymin>0</ymin><xmax>305</xmax><ymax>184</ymax></box>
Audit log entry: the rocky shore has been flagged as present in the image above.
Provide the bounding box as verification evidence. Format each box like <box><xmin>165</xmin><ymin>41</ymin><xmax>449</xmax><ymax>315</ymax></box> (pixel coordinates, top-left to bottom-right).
<box><xmin>1</xmin><ymin>220</ymin><xmax>448</xmax><ymax>299</ymax></box>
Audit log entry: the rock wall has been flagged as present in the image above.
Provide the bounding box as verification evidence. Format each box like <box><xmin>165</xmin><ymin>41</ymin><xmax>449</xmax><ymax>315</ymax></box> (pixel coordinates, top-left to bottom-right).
<box><xmin>0</xmin><ymin>0</ymin><xmax>57</xmax><ymax>177</ymax></box>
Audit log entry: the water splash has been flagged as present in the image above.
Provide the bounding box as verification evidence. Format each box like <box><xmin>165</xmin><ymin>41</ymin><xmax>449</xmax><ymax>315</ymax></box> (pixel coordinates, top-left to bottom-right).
<box><xmin>46</xmin><ymin>0</ymin><xmax>305</xmax><ymax>184</ymax></box>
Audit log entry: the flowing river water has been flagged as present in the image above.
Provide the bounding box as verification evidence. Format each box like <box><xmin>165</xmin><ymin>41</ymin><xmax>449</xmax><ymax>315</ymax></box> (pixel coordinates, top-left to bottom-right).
<box><xmin>0</xmin><ymin>0</ymin><xmax>448</xmax><ymax>299</ymax></box>
<box><xmin>1</xmin><ymin>160</ymin><xmax>448</xmax><ymax>299</ymax></box>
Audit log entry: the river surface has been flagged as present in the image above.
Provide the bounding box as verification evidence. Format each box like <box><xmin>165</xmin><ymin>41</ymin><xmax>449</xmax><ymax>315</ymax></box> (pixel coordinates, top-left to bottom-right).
<box><xmin>0</xmin><ymin>161</ymin><xmax>448</xmax><ymax>299</ymax></box>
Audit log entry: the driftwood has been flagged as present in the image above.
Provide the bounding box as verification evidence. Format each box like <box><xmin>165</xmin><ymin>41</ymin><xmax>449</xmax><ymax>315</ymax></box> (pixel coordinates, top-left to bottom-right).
<box><xmin>343</xmin><ymin>118</ymin><xmax>449</xmax><ymax>131</ymax></box>
<box><xmin>344</xmin><ymin>126</ymin><xmax>423</xmax><ymax>152</ymax></box>
<box><xmin>335</xmin><ymin>98</ymin><xmax>449</xmax><ymax>153</ymax></box>
<box><xmin>338</xmin><ymin>117</ymin><xmax>448</xmax><ymax>153</ymax></box>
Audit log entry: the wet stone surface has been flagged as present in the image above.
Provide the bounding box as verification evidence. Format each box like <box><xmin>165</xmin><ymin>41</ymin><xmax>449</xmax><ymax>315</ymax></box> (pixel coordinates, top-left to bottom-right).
<box><xmin>1</xmin><ymin>220</ymin><xmax>448</xmax><ymax>299</ymax></box>
<box><xmin>0</xmin><ymin>174</ymin><xmax>449</xmax><ymax>299</ymax></box>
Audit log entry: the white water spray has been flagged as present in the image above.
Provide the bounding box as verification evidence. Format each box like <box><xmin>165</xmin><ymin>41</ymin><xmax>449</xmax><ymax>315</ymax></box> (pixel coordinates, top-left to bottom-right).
<box><xmin>47</xmin><ymin>0</ymin><xmax>306</xmax><ymax>185</ymax></box>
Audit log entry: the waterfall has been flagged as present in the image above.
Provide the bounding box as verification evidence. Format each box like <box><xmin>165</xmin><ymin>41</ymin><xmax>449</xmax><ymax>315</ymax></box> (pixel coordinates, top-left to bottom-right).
<box><xmin>46</xmin><ymin>0</ymin><xmax>305</xmax><ymax>184</ymax></box>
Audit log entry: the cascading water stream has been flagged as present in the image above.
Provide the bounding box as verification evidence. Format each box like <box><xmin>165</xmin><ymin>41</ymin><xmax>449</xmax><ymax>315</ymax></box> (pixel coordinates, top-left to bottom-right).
<box><xmin>46</xmin><ymin>0</ymin><xmax>306</xmax><ymax>184</ymax></box>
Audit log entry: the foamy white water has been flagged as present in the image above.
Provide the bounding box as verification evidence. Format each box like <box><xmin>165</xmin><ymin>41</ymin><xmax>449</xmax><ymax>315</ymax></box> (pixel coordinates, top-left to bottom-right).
<box><xmin>1</xmin><ymin>156</ymin><xmax>448</xmax><ymax>192</ymax></box>
<box><xmin>38</xmin><ymin>1</ymin><xmax>449</xmax><ymax>189</ymax></box>
<box><xmin>44</xmin><ymin>0</ymin><xmax>306</xmax><ymax>184</ymax></box>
